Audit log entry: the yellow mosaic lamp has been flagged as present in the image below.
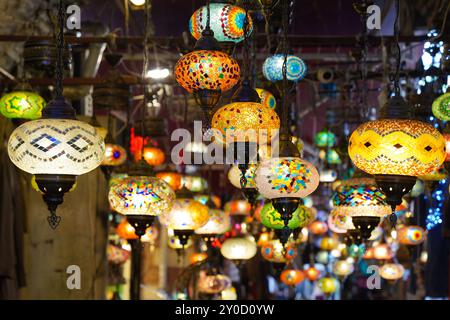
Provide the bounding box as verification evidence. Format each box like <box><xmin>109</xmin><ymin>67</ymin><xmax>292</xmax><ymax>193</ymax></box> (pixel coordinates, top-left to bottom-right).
<box><xmin>348</xmin><ymin>94</ymin><xmax>446</xmax><ymax>227</ymax></box>
<box><xmin>380</xmin><ymin>263</ymin><xmax>404</xmax><ymax>281</ymax></box>
<box><xmin>0</xmin><ymin>83</ymin><xmax>45</xmax><ymax>120</ymax></box>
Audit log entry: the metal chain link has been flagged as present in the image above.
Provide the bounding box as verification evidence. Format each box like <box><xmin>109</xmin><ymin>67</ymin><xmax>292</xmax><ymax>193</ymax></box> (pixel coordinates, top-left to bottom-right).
<box><xmin>55</xmin><ymin>0</ymin><xmax>65</xmax><ymax>98</ymax></box>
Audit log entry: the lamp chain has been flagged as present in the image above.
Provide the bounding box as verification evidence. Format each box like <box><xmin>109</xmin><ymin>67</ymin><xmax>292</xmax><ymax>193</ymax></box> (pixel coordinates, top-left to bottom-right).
<box><xmin>281</xmin><ymin>0</ymin><xmax>289</xmax><ymax>136</ymax></box>
<box><xmin>55</xmin><ymin>0</ymin><xmax>65</xmax><ymax>98</ymax></box>
<box><xmin>393</xmin><ymin>0</ymin><xmax>401</xmax><ymax>95</ymax></box>
<box><xmin>206</xmin><ymin>0</ymin><xmax>211</xmax><ymax>30</ymax></box>
<box><xmin>242</xmin><ymin>3</ymin><xmax>251</xmax><ymax>78</ymax></box>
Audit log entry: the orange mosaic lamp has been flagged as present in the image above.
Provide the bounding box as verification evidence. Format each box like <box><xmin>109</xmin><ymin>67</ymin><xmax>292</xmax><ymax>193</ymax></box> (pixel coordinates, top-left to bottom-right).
<box><xmin>280</xmin><ymin>269</ymin><xmax>305</xmax><ymax>286</ymax></box>
<box><xmin>397</xmin><ymin>225</ymin><xmax>426</xmax><ymax>245</ymax></box>
<box><xmin>156</xmin><ymin>172</ymin><xmax>183</xmax><ymax>191</ymax></box>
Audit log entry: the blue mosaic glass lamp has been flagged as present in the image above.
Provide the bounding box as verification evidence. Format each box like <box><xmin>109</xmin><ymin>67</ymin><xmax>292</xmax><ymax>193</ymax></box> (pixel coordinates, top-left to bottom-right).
<box><xmin>262</xmin><ymin>54</ymin><xmax>307</xmax><ymax>82</ymax></box>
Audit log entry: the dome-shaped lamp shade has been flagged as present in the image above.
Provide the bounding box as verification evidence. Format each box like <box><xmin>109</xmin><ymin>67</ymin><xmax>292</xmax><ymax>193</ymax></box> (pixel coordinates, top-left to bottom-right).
<box><xmin>108</xmin><ymin>176</ymin><xmax>175</xmax><ymax>216</ymax></box>
<box><xmin>220</xmin><ymin>236</ymin><xmax>257</xmax><ymax>261</ymax></box>
<box><xmin>261</xmin><ymin>240</ymin><xmax>297</xmax><ymax>263</ymax></box>
<box><xmin>0</xmin><ymin>90</ymin><xmax>45</xmax><ymax>119</ymax></box>
<box><xmin>197</xmin><ymin>273</ymin><xmax>232</xmax><ymax>294</ymax></box>
<box><xmin>348</xmin><ymin>119</ymin><xmax>446</xmax><ymax>176</ymax></box>
<box><xmin>189</xmin><ymin>3</ymin><xmax>253</xmax><ymax>43</ymax></box>
<box><xmin>102</xmin><ymin>144</ymin><xmax>127</xmax><ymax>166</ymax></box>
<box><xmin>255</xmin><ymin>88</ymin><xmax>276</xmax><ymax>109</ymax></box>
<box><xmin>156</xmin><ymin>172</ymin><xmax>183</xmax><ymax>191</ymax></box>
<box><xmin>211</xmin><ymin>102</ymin><xmax>280</xmax><ymax>144</ymax></box>
<box><xmin>263</xmin><ymin>54</ymin><xmax>307</xmax><ymax>82</ymax></box>
<box><xmin>397</xmin><ymin>225</ymin><xmax>426</xmax><ymax>245</ymax></box>
<box><xmin>195</xmin><ymin>209</ymin><xmax>231</xmax><ymax>235</ymax></box>
<box><xmin>255</xmin><ymin>157</ymin><xmax>320</xmax><ymax>199</ymax></box>
<box><xmin>8</xmin><ymin>119</ymin><xmax>105</xmax><ymax>175</ymax></box>
<box><xmin>159</xmin><ymin>199</ymin><xmax>209</xmax><ymax>231</ymax></box>
<box><xmin>175</xmin><ymin>50</ymin><xmax>240</xmax><ymax>93</ymax></box>
<box><xmin>380</xmin><ymin>263</ymin><xmax>404</xmax><ymax>280</ymax></box>
<box><xmin>314</xmin><ymin>129</ymin><xmax>336</xmax><ymax>148</ymax></box>
<box><xmin>431</xmin><ymin>92</ymin><xmax>450</xmax><ymax>121</ymax></box>
<box><xmin>260</xmin><ymin>202</ymin><xmax>313</xmax><ymax>230</ymax></box>
<box><xmin>333</xmin><ymin>260</ymin><xmax>354</xmax><ymax>277</ymax></box>
<box><xmin>228</xmin><ymin>163</ymin><xmax>257</xmax><ymax>189</ymax></box>
<box><xmin>280</xmin><ymin>269</ymin><xmax>305</xmax><ymax>286</ymax></box>
<box><xmin>318</xmin><ymin>277</ymin><xmax>339</xmax><ymax>295</ymax></box>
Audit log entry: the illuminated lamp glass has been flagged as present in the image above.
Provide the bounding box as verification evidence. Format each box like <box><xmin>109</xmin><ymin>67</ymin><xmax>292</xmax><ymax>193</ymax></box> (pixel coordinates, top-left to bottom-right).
<box><xmin>280</xmin><ymin>269</ymin><xmax>305</xmax><ymax>286</ymax></box>
<box><xmin>0</xmin><ymin>85</ymin><xmax>45</xmax><ymax>119</ymax></box>
<box><xmin>255</xmin><ymin>88</ymin><xmax>276</xmax><ymax>109</ymax></box>
<box><xmin>431</xmin><ymin>91</ymin><xmax>450</xmax><ymax>121</ymax></box>
<box><xmin>319</xmin><ymin>169</ymin><xmax>337</xmax><ymax>183</ymax></box>
<box><xmin>363</xmin><ymin>247</ymin><xmax>374</xmax><ymax>260</ymax></box>
<box><xmin>320</xmin><ymin>237</ymin><xmax>338</xmax><ymax>251</ymax></box>
<box><xmin>333</xmin><ymin>260</ymin><xmax>354</xmax><ymax>278</ymax></box>
<box><xmin>189</xmin><ymin>3</ymin><xmax>253</xmax><ymax>43</ymax></box>
<box><xmin>228</xmin><ymin>163</ymin><xmax>257</xmax><ymax>189</ymax></box>
<box><xmin>316</xmin><ymin>251</ymin><xmax>329</xmax><ymax>264</ymax></box>
<box><xmin>108</xmin><ymin>176</ymin><xmax>175</xmax><ymax>217</ymax></box>
<box><xmin>444</xmin><ymin>133</ymin><xmax>450</xmax><ymax>162</ymax></box>
<box><xmin>109</xmin><ymin>173</ymin><xmax>128</xmax><ymax>188</ymax></box>
<box><xmin>261</xmin><ymin>239</ymin><xmax>297</xmax><ymax>263</ymax></box>
<box><xmin>255</xmin><ymin>157</ymin><xmax>320</xmax><ymax>199</ymax></box>
<box><xmin>168</xmin><ymin>235</ymin><xmax>193</xmax><ymax>250</ymax></box>
<box><xmin>116</xmin><ymin>219</ymin><xmax>156</xmax><ymax>241</ymax></box>
<box><xmin>303</xmin><ymin>196</ymin><xmax>313</xmax><ymax>208</ymax></box>
<box><xmin>183</xmin><ymin>175</ymin><xmax>208</xmax><ymax>192</ymax></box>
<box><xmin>197</xmin><ymin>273</ymin><xmax>232</xmax><ymax>295</ymax></box>
<box><xmin>220</xmin><ymin>236</ymin><xmax>257</xmax><ymax>263</ymax></box>
<box><xmin>397</xmin><ymin>225</ymin><xmax>426</xmax><ymax>245</ymax></box>
<box><xmin>263</xmin><ymin>54</ymin><xmax>307</xmax><ymax>82</ymax></box>
<box><xmin>409</xmin><ymin>180</ymin><xmax>425</xmax><ymax>198</ymax></box>
<box><xmin>314</xmin><ymin>129</ymin><xmax>336</xmax><ymax>148</ymax></box>
<box><xmin>260</xmin><ymin>202</ymin><xmax>313</xmax><ymax>230</ymax></box>
<box><xmin>317</xmin><ymin>277</ymin><xmax>339</xmax><ymax>295</ymax></box>
<box><xmin>211</xmin><ymin>102</ymin><xmax>280</xmax><ymax>145</ymax></box>
<box><xmin>257</xmin><ymin>232</ymin><xmax>270</xmax><ymax>247</ymax></box>
<box><xmin>380</xmin><ymin>263</ymin><xmax>405</xmax><ymax>281</ymax></box>
<box><xmin>220</xmin><ymin>286</ymin><xmax>237</xmax><ymax>300</ymax></box>
<box><xmin>328</xmin><ymin>208</ymin><xmax>354</xmax><ymax>234</ymax></box>
<box><xmin>107</xmin><ymin>244</ymin><xmax>130</xmax><ymax>265</ymax></box>
<box><xmin>195</xmin><ymin>209</ymin><xmax>231</xmax><ymax>235</ymax></box>
<box><xmin>102</xmin><ymin>144</ymin><xmax>127</xmax><ymax>166</ymax></box>
<box><xmin>309</xmin><ymin>220</ymin><xmax>328</xmax><ymax>235</ymax></box>
<box><xmin>156</xmin><ymin>172</ymin><xmax>183</xmax><ymax>191</ymax></box>
<box><xmin>304</xmin><ymin>266</ymin><xmax>321</xmax><ymax>281</ymax></box>
<box><xmin>418</xmin><ymin>165</ymin><xmax>448</xmax><ymax>181</ymax></box>
<box><xmin>373</xmin><ymin>243</ymin><xmax>393</xmax><ymax>260</ymax></box>
<box><xmin>225</xmin><ymin>199</ymin><xmax>252</xmax><ymax>216</ymax></box>
<box><xmin>190</xmin><ymin>252</ymin><xmax>208</xmax><ymax>264</ymax></box>
<box><xmin>135</xmin><ymin>146</ymin><xmax>165</xmax><ymax>166</ymax></box>
<box><xmin>175</xmin><ymin>50</ymin><xmax>240</xmax><ymax>94</ymax></box>
<box><xmin>348</xmin><ymin>244</ymin><xmax>366</xmax><ymax>258</ymax></box>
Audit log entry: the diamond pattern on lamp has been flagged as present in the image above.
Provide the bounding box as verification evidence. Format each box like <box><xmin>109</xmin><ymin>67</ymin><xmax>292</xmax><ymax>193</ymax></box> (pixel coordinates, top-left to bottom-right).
<box><xmin>8</xmin><ymin>119</ymin><xmax>105</xmax><ymax>175</ymax></box>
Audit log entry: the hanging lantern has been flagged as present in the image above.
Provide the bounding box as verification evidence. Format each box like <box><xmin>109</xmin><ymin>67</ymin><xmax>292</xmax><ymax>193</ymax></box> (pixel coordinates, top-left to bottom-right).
<box><xmin>183</xmin><ymin>175</ymin><xmax>208</xmax><ymax>193</ymax></box>
<box><xmin>373</xmin><ymin>243</ymin><xmax>393</xmax><ymax>260</ymax></box>
<box><xmin>228</xmin><ymin>163</ymin><xmax>257</xmax><ymax>189</ymax></box>
<box><xmin>380</xmin><ymin>263</ymin><xmax>405</xmax><ymax>281</ymax></box>
<box><xmin>156</xmin><ymin>172</ymin><xmax>183</xmax><ymax>191</ymax></box>
<box><xmin>308</xmin><ymin>220</ymin><xmax>328</xmax><ymax>235</ymax></box>
<box><xmin>102</xmin><ymin>144</ymin><xmax>127</xmax><ymax>166</ymax></box>
<box><xmin>263</xmin><ymin>54</ymin><xmax>307</xmax><ymax>82</ymax></box>
<box><xmin>195</xmin><ymin>209</ymin><xmax>231</xmax><ymax>236</ymax></box>
<box><xmin>314</xmin><ymin>129</ymin><xmax>336</xmax><ymax>148</ymax></box>
<box><xmin>109</xmin><ymin>176</ymin><xmax>175</xmax><ymax>235</ymax></box>
<box><xmin>320</xmin><ymin>237</ymin><xmax>338</xmax><ymax>251</ymax></box>
<box><xmin>333</xmin><ymin>260</ymin><xmax>354</xmax><ymax>278</ymax></box>
<box><xmin>225</xmin><ymin>199</ymin><xmax>252</xmax><ymax>216</ymax></box>
<box><xmin>261</xmin><ymin>239</ymin><xmax>297</xmax><ymax>263</ymax></box>
<box><xmin>159</xmin><ymin>199</ymin><xmax>209</xmax><ymax>245</ymax></box>
<box><xmin>257</xmin><ymin>231</ymin><xmax>271</xmax><ymax>247</ymax></box>
<box><xmin>319</xmin><ymin>149</ymin><xmax>341</xmax><ymax>165</ymax></box>
<box><xmin>431</xmin><ymin>91</ymin><xmax>450</xmax><ymax>121</ymax></box>
<box><xmin>0</xmin><ymin>83</ymin><xmax>45</xmax><ymax>119</ymax></box>
<box><xmin>255</xmin><ymin>88</ymin><xmax>276</xmax><ymax>109</ymax></box>
<box><xmin>280</xmin><ymin>269</ymin><xmax>305</xmax><ymax>286</ymax></box>
<box><xmin>211</xmin><ymin>101</ymin><xmax>280</xmax><ymax>145</ymax></box>
<box><xmin>304</xmin><ymin>266</ymin><xmax>321</xmax><ymax>281</ymax></box>
<box><xmin>397</xmin><ymin>225</ymin><xmax>426</xmax><ymax>245</ymax></box>
<box><xmin>197</xmin><ymin>272</ymin><xmax>232</xmax><ymax>294</ymax></box>
<box><xmin>317</xmin><ymin>277</ymin><xmax>339</xmax><ymax>295</ymax></box>
<box><xmin>189</xmin><ymin>3</ymin><xmax>253</xmax><ymax>43</ymax></box>
<box><xmin>134</xmin><ymin>146</ymin><xmax>165</xmax><ymax>166</ymax></box>
<box><xmin>260</xmin><ymin>202</ymin><xmax>313</xmax><ymax>230</ymax></box>
<box><xmin>190</xmin><ymin>252</ymin><xmax>208</xmax><ymax>264</ymax></box>
<box><xmin>220</xmin><ymin>236</ymin><xmax>257</xmax><ymax>263</ymax></box>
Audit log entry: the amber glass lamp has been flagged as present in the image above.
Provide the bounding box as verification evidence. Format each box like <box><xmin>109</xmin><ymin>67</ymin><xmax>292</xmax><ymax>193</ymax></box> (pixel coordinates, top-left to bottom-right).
<box><xmin>280</xmin><ymin>269</ymin><xmax>305</xmax><ymax>286</ymax></box>
<box><xmin>102</xmin><ymin>144</ymin><xmax>127</xmax><ymax>166</ymax></box>
<box><xmin>156</xmin><ymin>172</ymin><xmax>183</xmax><ymax>191</ymax></box>
<box><xmin>380</xmin><ymin>263</ymin><xmax>404</xmax><ymax>281</ymax></box>
<box><xmin>397</xmin><ymin>225</ymin><xmax>426</xmax><ymax>245</ymax></box>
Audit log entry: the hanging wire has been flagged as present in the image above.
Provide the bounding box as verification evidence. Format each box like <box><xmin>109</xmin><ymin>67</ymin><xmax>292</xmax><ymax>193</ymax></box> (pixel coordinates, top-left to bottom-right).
<box><xmin>206</xmin><ymin>0</ymin><xmax>211</xmax><ymax>30</ymax></box>
<box><xmin>55</xmin><ymin>0</ymin><xmax>65</xmax><ymax>98</ymax></box>
<box><xmin>393</xmin><ymin>0</ymin><xmax>401</xmax><ymax>95</ymax></box>
<box><xmin>241</xmin><ymin>3</ymin><xmax>251</xmax><ymax>79</ymax></box>
<box><xmin>281</xmin><ymin>0</ymin><xmax>290</xmax><ymax>136</ymax></box>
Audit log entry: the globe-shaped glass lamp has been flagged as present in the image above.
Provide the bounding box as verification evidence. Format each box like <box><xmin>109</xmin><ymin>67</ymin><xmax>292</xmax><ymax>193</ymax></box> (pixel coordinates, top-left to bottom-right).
<box><xmin>189</xmin><ymin>3</ymin><xmax>253</xmax><ymax>43</ymax></box>
<box><xmin>195</xmin><ymin>209</ymin><xmax>231</xmax><ymax>235</ymax></box>
<box><xmin>333</xmin><ymin>260</ymin><xmax>354</xmax><ymax>278</ymax></box>
<box><xmin>102</xmin><ymin>143</ymin><xmax>127</xmax><ymax>166</ymax></box>
<box><xmin>280</xmin><ymin>269</ymin><xmax>305</xmax><ymax>286</ymax></box>
<box><xmin>380</xmin><ymin>263</ymin><xmax>405</xmax><ymax>281</ymax></box>
<box><xmin>263</xmin><ymin>54</ymin><xmax>307</xmax><ymax>82</ymax></box>
<box><xmin>156</xmin><ymin>172</ymin><xmax>183</xmax><ymax>191</ymax></box>
<box><xmin>314</xmin><ymin>129</ymin><xmax>336</xmax><ymax>148</ymax></box>
<box><xmin>397</xmin><ymin>225</ymin><xmax>426</xmax><ymax>245</ymax></box>
<box><xmin>260</xmin><ymin>202</ymin><xmax>313</xmax><ymax>230</ymax></box>
<box><xmin>0</xmin><ymin>88</ymin><xmax>45</xmax><ymax>119</ymax></box>
<box><xmin>255</xmin><ymin>88</ymin><xmax>276</xmax><ymax>109</ymax></box>
<box><xmin>431</xmin><ymin>91</ymin><xmax>450</xmax><ymax>121</ymax></box>
<box><xmin>159</xmin><ymin>198</ymin><xmax>209</xmax><ymax>231</ymax></box>
<box><xmin>220</xmin><ymin>236</ymin><xmax>257</xmax><ymax>262</ymax></box>
<box><xmin>317</xmin><ymin>277</ymin><xmax>339</xmax><ymax>295</ymax></box>
<box><xmin>261</xmin><ymin>239</ymin><xmax>297</xmax><ymax>263</ymax></box>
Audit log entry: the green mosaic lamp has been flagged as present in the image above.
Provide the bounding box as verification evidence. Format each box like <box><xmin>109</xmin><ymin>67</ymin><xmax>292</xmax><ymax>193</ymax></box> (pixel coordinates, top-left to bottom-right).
<box><xmin>0</xmin><ymin>82</ymin><xmax>45</xmax><ymax>120</ymax></box>
<box><xmin>431</xmin><ymin>89</ymin><xmax>450</xmax><ymax>121</ymax></box>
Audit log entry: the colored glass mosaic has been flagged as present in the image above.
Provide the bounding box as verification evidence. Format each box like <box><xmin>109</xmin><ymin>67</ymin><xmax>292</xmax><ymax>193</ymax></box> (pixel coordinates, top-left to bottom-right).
<box><xmin>0</xmin><ymin>90</ymin><xmax>45</xmax><ymax>119</ymax></box>
<box><xmin>263</xmin><ymin>54</ymin><xmax>307</xmax><ymax>82</ymax></box>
